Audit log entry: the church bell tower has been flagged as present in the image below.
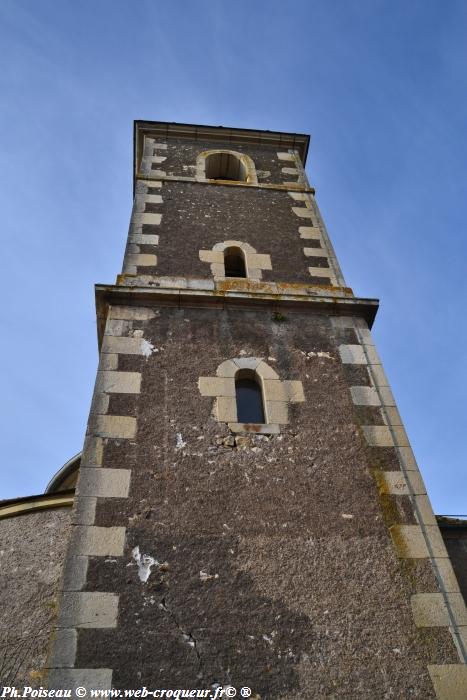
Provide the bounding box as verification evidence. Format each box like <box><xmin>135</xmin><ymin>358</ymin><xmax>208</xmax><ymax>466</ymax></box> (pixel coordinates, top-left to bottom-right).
<box><xmin>47</xmin><ymin>121</ymin><xmax>467</xmax><ymax>699</ymax></box>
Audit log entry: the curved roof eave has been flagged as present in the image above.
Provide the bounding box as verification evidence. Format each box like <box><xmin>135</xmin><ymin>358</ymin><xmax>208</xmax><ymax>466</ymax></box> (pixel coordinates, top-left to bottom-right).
<box><xmin>45</xmin><ymin>452</ymin><xmax>81</xmax><ymax>494</ymax></box>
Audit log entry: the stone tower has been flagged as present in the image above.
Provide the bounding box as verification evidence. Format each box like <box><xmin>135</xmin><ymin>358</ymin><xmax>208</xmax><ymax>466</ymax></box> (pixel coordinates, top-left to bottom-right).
<box><xmin>47</xmin><ymin>121</ymin><xmax>467</xmax><ymax>698</ymax></box>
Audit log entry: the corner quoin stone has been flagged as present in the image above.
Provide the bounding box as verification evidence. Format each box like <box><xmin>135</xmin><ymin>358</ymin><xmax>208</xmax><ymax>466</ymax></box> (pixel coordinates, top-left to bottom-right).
<box><xmin>339</xmin><ymin>344</ymin><xmax>367</xmax><ymax>365</ymax></box>
<box><xmin>350</xmin><ymin>385</ymin><xmax>381</xmax><ymax>406</ymax></box>
<box><xmin>47</xmin><ymin>668</ymin><xmax>113</xmax><ymax>692</ymax></box>
<box><xmin>101</xmin><ymin>335</ymin><xmax>147</xmax><ymax>355</ymax></box>
<box><xmin>390</xmin><ymin>524</ymin><xmax>448</xmax><ymax>559</ymax></box>
<box><xmin>72</xmin><ymin>497</ymin><xmax>97</xmax><ymax>525</ymax></box>
<box><xmin>47</xmin><ymin>628</ymin><xmax>77</xmax><ymax>668</ymax></box>
<box><xmin>70</xmin><ymin>526</ymin><xmax>126</xmax><ymax>557</ymax></box>
<box><xmin>411</xmin><ymin>592</ymin><xmax>467</xmax><ymax>628</ymax></box>
<box><xmin>89</xmin><ymin>414</ymin><xmax>137</xmax><ymax>439</ymax></box>
<box><xmin>362</xmin><ymin>425</ymin><xmax>394</xmax><ymax>447</ymax></box>
<box><xmin>58</xmin><ymin>592</ymin><xmax>119</xmax><ymax>629</ymax></box>
<box><xmin>95</xmin><ymin>371</ymin><xmax>142</xmax><ymax>394</ymax></box>
<box><xmin>81</xmin><ymin>436</ymin><xmax>103</xmax><ymax>467</ymax></box>
<box><xmin>428</xmin><ymin>665</ymin><xmax>467</xmax><ymax>700</ymax></box>
<box><xmin>62</xmin><ymin>555</ymin><xmax>89</xmax><ymax>592</ymax></box>
<box><xmin>78</xmin><ymin>467</ymin><xmax>131</xmax><ymax>499</ymax></box>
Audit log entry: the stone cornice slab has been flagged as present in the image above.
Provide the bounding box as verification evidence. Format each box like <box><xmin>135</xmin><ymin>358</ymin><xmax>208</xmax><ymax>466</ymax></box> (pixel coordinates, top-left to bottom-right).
<box><xmin>95</xmin><ymin>282</ymin><xmax>379</xmax><ymax>349</ymax></box>
<box><xmin>135</xmin><ymin>172</ymin><xmax>315</xmax><ymax>194</ymax></box>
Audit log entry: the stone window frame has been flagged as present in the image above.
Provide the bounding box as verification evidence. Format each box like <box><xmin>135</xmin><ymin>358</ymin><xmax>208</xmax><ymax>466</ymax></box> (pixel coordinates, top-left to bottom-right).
<box><xmin>199</xmin><ymin>240</ymin><xmax>272</xmax><ymax>281</ymax></box>
<box><xmin>196</xmin><ymin>149</ymin><xmax>258</xmax><ymax>185</ymax></box>
<box><xmin>198</xmin><ymin>357</ymin><xmax>305</xmax><ymax>434</ymax></box>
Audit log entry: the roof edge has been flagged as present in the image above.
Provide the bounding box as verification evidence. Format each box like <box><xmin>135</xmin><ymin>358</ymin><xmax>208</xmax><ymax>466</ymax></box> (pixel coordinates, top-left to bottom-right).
<box><xmin>45</xmin><ymin>452</ymin><xmax>81</xmax><ymax>494</ymax></box>
<box><xmin>0</xmin><ymin>490</ymin><xmax>75</xmax><ymax>520</ymax></box>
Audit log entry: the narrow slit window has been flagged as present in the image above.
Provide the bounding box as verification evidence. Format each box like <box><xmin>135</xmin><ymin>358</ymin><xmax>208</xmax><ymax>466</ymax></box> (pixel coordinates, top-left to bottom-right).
<box><xmin>235</xmin><ymin>371</ymin><xmax>265</xmax><ymax>424</ymax></box>
<box><xmin>224</xmin><ymin>247</ymin><xmax>246</xmax><ymax>278</ymax></box>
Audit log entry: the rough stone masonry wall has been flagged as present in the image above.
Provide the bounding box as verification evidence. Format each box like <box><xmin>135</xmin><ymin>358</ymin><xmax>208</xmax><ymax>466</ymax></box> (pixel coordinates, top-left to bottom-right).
<box><xmin>0</xmin><ymin>508</ymin><xmax>71</xmax><ymax>686</ymax></box>
<box><xmin>132</xmin><ymin>182</ymin><xmax>333</xmax><ymax>284</ymax></box>
<box><xmin>48</xmin><ymin>304</ymin><xmax>465</xmax><ymax>698</ymax></box>
<box><xmin>143</xmin><ymin>138</ymin><xmax>298</xmax><ymax>184</ymax></box>
<box><xmin>122</xmin><ymin>136</ymin><xmax>344</xmax><ymax>286</ymax></box>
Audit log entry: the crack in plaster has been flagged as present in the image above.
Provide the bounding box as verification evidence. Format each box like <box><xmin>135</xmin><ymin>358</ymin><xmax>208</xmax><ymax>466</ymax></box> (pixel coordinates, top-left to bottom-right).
<box><xmin>159</xmin><ymin>597</ymin><xmax>205</xmax><ymax>682</ymax></box>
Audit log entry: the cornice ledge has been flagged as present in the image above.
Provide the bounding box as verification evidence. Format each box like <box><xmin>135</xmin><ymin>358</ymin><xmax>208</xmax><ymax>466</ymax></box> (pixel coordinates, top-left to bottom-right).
<box><xmin>95</xmin><ymin>283</ymin><xmax>378</xmax><ymax>349</ymax></box>
<box><xmin>135</xmin><ymin>172</ymin><xmax>315</xmax><ymax>194</ymax></box>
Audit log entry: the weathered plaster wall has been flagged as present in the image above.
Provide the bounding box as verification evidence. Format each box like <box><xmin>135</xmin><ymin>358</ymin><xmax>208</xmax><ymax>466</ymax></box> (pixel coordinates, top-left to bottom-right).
<box><xmin>72</xmin><ymin>306</ymin><xmax>457</xmax><ymax>696</ymax></box>
<box><xmin>0</xmin><ymin>509</ymin><xmax>71</xmax><ymax>686</ymax></box>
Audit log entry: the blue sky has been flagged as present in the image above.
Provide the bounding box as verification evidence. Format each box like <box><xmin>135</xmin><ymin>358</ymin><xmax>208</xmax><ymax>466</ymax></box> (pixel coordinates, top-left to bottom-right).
<box><xmin>1</xmin><ymin>0</ymin><xmax>466</xmax><ymax>512</ymax></box>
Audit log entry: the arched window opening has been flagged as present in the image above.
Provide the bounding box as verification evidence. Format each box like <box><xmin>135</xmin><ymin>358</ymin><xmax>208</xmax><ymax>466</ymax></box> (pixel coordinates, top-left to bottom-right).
<box><xmin>224</xmin><ymin>247</ymin><xmax>246</xmax><ymax>278</ymax></box>
<box><xmin>205</xmin><ymin>152</ymin><xmax>248</xmax><ymax>182</ymax></box>
<box><xmin>235</xmin><ymin>370</ymin><xmax>265</xmax><ymax>424</ymax></box>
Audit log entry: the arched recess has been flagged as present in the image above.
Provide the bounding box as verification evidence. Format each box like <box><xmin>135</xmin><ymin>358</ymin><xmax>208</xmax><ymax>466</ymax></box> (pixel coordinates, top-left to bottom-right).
<box><xmin>224</xmin><ymin>246</ymin><xmax>247</xmax><ymax>278</ymax></box>
<box><xmin>196</xmin><ymin>150</ymin><xmax>258</xmax><ymax>185</ymax></box>
<box><xmin>198</xmin><ymin>357</ymin><xmax>305</xmax><ymax>434</ymax></box>
<box><xmin>199</xmin><ymin>240</ymin><xmax>271</xmax><ymax>281</ymax></box>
